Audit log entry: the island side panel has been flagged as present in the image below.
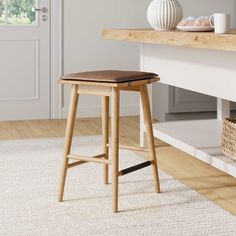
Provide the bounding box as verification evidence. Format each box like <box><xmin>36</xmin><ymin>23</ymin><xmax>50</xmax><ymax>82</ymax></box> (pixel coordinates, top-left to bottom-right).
<box><xmin>142</xmin><ymin>44</ymin><xmax>236</xmax><ymax>103</ymax></box>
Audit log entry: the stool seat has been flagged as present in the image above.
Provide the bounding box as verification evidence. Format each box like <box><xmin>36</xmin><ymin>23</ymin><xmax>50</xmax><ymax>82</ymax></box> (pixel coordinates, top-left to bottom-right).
<box><xmin>61</xmin><ymin>70</ymin><xmax>158</xmax><ymax>83</ymax></box>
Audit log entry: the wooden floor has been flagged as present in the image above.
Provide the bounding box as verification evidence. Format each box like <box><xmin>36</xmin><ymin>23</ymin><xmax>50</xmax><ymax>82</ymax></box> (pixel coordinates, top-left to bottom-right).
<box><xmin>1</xmin><ymin>116</ymin><xmax>236</xmax><ymax>215</ymax></box>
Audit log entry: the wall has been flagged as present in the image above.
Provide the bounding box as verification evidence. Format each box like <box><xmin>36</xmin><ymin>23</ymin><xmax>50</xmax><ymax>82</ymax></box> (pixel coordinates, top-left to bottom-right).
<box><xmin>62</xmin><ymin>0</ymin><xmax>150</xmax><ymax>118</ymax></box>
<box><xmin>180</xmin><ymin>0</ymin><xmax>236</xmax><ymax>24</ymax></box>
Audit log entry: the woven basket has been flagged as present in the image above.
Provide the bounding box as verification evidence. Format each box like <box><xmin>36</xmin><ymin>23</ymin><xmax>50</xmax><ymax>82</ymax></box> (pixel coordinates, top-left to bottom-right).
<box><xmin>221</xmin><ymin>118</ymin><xmax>236</xmax><ymax>161</ymax></box>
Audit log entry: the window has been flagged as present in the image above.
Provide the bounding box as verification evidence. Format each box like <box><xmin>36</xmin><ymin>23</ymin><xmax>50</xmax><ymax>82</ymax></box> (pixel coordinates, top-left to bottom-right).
<box><xmin>0</xmin><ymin>0</ymin><xmax>37</xmax><ymax>25</ymax></box>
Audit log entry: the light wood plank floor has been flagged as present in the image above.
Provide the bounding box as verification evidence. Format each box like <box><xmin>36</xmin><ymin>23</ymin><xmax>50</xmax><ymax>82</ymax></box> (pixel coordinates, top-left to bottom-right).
<box><xmin>1</xmin><ymin>116</ymin><xmax>236</xmax><ymax>215</ymax></box>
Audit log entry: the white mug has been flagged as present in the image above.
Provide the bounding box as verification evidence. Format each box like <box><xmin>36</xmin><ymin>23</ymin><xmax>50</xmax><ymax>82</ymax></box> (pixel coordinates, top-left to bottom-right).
<box><xmin>209</xmin><ymin>13</ymin><xmax>231</xmax><ymax>34</ymax></box>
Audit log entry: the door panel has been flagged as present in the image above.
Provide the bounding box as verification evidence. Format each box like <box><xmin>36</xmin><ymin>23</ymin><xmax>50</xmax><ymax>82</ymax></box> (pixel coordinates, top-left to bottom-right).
<box><xmin>0</xmin><ymin>40</ymin><xmax>38</xmax><ymax>99</ymax></box>
<box><xmin>169</xmin><ymin>87</ymin><xmax>236</xmax><ymax>114</ymax></box>
<box><xmin>0</xmin><ymin>0</ymin><xmax>50</xmax><ymax>121</ymax></box>
<box><xmin>169</xmin><ymin>87</ymin><xmax>216</xmax><ymax>113</ymax></box>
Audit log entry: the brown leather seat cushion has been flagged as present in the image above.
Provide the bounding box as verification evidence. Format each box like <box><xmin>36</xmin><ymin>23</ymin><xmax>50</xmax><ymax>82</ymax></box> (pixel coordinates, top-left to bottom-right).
<box><xmin>61</xmin><ymin>70</ymin><xmax>158</xmax><ymax>83</ymax></box>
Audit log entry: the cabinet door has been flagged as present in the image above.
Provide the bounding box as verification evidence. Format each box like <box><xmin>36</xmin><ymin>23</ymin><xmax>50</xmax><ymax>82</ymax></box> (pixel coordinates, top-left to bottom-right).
<box><xmin>169</xmin><ymin>87</ymin><xmax>236</xmax><ymax>113</ymax></box>
<box><xmin>169</xmin><ymin>87</ymin><xmax>216</xmax><ymax>113</ymax></box>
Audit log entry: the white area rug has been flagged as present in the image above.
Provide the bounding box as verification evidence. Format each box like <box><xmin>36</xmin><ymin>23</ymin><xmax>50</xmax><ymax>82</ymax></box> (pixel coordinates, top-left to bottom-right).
<box><xmin>1</xmin><ymin>136</ymin><xmax>236</xmax><ymax>236</ymax></box>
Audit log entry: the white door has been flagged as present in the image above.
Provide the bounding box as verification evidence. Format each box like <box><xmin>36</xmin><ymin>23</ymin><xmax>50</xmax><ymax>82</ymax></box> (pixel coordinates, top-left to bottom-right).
<box><xmin>0</xmin><ymin>0</ymin><xmax>50</xmax><ymax>121</ymax></box>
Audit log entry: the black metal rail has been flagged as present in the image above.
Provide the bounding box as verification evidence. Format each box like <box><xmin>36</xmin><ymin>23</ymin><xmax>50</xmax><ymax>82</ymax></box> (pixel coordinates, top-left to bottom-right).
<box><xmin>119</xmin><ymin>161</ymin><xmax>152</xmax><ymax>176</ymax></box>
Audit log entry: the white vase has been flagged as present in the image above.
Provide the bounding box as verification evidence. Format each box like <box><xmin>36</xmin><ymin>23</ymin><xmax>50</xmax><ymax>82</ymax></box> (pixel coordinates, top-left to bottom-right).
<box><xmin>147</xmin><ymin>0</ymin><xmax>183</xmax><ymax>31</ymax></box>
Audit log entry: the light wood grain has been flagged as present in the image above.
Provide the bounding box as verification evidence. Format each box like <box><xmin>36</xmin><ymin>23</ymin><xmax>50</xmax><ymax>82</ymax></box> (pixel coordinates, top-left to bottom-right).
<box><xmin>68</xmin><ymin>154</ymin><xmax>111</xmax><ymax>165</ymax></box>
<box><xmin>68</xmin><ymin>160</ymin><xmax>87</xmax><ymax>168</ymax></box>
<box><xmin>102</xmin><ymin>96</ymin><xmax>109</xmax><ymax>184</ymax></box>
<box><xmin>68</xmin><ymin>153</ymin><xmax>107</xmax><ymax>168</ymax></box>
<box><xmin>102</xmin><ymin>28</ymin><xmax>236</xmax><ymax>52</ymax></box>
<box><xmin>58</xmin><ymin>84</ymin><xmax>79</xmax><ymax>202</ymax></box>
<box><xmin>107</xmin><ymin>143</ymin><xmax>150</xmax><ymax>152</ymax></box>
<box><xmin>60</xmin><ymin>77</ymin><xmax>160</xmax><ymax>88</ymax></box>
<box><xmin>78</xmin><ymin>86</ymin><xmax>111</xmax><ymax>96</ymax></box>
<box><xmin>2</xmin><ymin>117</ymin><xmax>236</xmax><ymax>215</ymax></box>
<box><xmin>111</xmin><ymin>87</ymin><xmax>120</xmax><ymax>213</ymax></box>
<box><xmin>140</xmin><ymin>85</ymin><xmax>161</xmax><ymax>193</ymax></box>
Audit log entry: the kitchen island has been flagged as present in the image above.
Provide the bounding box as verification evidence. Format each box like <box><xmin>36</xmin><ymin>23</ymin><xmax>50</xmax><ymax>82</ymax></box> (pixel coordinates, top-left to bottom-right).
<box><xmin>103</xmin><ymin>29</ymin><xmax>236</xmax><ymax>177</ymax></box>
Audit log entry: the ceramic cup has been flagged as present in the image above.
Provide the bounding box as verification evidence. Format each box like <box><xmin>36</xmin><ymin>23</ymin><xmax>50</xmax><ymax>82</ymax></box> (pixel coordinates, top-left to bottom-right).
<box><xmin>209</xmin><ymin>13</ymin><xmax>231</xmax><ymax>34</ymax></box>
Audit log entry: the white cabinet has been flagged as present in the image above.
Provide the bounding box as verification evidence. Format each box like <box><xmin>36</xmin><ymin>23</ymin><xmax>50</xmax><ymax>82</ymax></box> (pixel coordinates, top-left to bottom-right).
<box><xmin>153</xmin><ymin>84</ymin><xmax>236</xmax><ymax>122</ymax></box>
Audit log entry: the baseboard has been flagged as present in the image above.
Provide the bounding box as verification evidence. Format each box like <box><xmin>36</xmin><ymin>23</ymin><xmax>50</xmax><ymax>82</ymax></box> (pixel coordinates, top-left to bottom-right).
<box><xmin>61</xmin><ymin>104</ymin><xmax>139</xmax><ymax>118</ymax></box>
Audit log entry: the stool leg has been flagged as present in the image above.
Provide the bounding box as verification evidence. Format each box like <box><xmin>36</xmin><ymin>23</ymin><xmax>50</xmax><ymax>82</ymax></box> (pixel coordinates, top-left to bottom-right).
<box><xmin>111</xmin><ymin>87</ymin><xmax>120</xmax><ymax>213</ymax></box>
<box><xmin>140</xmin><ymin>85</ymin><xmax>161</xmax><ymax>193</ymax></box>
<box><xmin>102</xmin><ymin>96</ymin><xmax>109</xmax><ymax>184</ymax></box>
<box><xmin>58</xmin><ymin>84</ymin><xmax>79</xmax><ymax>202</ymax></box>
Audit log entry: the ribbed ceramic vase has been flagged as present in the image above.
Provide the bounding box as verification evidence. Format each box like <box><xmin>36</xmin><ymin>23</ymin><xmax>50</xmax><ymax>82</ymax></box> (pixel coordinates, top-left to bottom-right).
<box><xmin>147</xmin><ymin>0</ymin><xmax>183</xmax><ymax>31</ymax></box>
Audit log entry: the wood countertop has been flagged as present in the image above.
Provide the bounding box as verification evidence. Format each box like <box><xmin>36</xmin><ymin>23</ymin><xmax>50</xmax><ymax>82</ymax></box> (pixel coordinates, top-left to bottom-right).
<box><xmin>102</xmin><ymin>28</ymin><xmax>236</xmax><ymax>52</ymax></box>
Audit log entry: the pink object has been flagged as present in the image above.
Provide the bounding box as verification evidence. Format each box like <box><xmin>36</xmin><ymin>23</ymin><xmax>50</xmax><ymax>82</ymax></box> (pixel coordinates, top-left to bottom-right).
<box><xmin>178</xmin><ymin>16</ymin><xmax>211</xmax><ymax>27</ymax></box>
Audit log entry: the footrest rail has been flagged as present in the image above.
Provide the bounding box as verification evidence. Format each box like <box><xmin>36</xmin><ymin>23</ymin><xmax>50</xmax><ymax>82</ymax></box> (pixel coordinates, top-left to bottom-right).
<box><xmin>119</xmin><ymin>161</ymin><xmax>152</xmax><ymax>176</ymax></box>
<box><xmin>68</xmin><ymin>153</ymin><xmax>112</xmax><ymax>165</ymax></box>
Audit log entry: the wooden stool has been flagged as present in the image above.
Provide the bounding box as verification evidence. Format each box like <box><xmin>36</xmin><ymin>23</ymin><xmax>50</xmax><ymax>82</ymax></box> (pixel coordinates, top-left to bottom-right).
<box><xmin>58</xmin><ymin>70</ymin><xmax>161</xmax><ymax>213</ymax></box>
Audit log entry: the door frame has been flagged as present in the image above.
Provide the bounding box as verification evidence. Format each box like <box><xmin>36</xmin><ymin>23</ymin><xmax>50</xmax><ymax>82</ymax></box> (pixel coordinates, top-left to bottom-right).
<box><xmin>51</xmin><ymin>0</ymin><xmax>63</xmax><ymax>119</ymax></box>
